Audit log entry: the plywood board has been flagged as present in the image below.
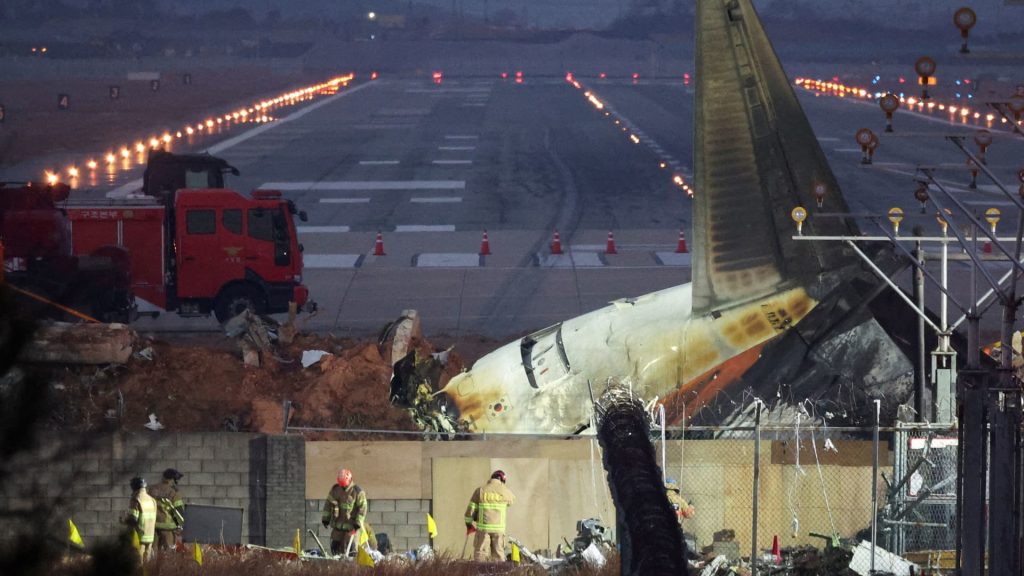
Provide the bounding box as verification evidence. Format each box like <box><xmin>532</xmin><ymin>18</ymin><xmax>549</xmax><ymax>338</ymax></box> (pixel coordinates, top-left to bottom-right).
<box><xmin>771</xmin><ymin>440</ymin><xmax>892</xmax><ymax>467</ymax></box>
<box><xmin>492</xmin><ymin>458</ymin><xmax>550</xmax><ymax>553</ymax></box>
<box><xmin>432</xmin><ymin>457</ymin><xmax>490</xmax><ymax>555</ymax></box>
<box><xmin>305</xmin><ymin>441</ymin><xmax>423</xmax><ymax>499</ymax></box>
<box><xmin>547</xmin><ymin>458</ymin><xmax>616</xmax><ymax>552</ymax></box>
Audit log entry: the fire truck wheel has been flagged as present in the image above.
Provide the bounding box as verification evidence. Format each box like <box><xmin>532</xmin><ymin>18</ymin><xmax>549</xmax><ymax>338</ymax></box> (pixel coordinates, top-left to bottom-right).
<box><xmin>214</xmin><ymin>284</ymin><xmax>266</xmax><ymax>323</ymax></box>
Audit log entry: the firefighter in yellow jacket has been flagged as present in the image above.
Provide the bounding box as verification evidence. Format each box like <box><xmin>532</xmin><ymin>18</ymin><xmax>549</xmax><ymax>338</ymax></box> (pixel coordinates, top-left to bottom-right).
<box><xmin>321</xmin><ymin>468</ymin><xmax>367</xmax><ymax>556</ymax></box>
<box><xmin>124</xmin><ymin>476</ymin><xmax>157</xmax><ymax>562</ymax></box>
<box><xmin>147</xmin><ymin>468</ymin><xmax>186</xmax><ymax>551</ymax></box>
<box><xmin>464</xmin><ymin>470</ymin><xmax>516</xmax><ymax>562</ymax></box>
<box><xmin>665</xmin><ymin>478</ymin><xmax>695</xmax><ymax>525</ymax></box>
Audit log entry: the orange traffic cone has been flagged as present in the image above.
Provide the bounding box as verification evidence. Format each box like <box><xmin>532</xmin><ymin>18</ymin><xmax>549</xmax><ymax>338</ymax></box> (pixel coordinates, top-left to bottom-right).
<box><xmin>675</xmin><ymin>230</ymin><xmax>688</xmax><ymax>253</ymax></box>
<box><xmin>605</xmin><ymin>231</ymin><xmax>617</xmax><ymax>255</ymax></box>
<box><xmin>373</xmin><ymin>231</ymin><xmax>386</xmax><ymax>256</ymax></box>
<box><xmin>771</xmin><ymin>534</ymin><xmax>782</xmax><ymax>564</ymax></box>
<box><xmin>479</xmin><ymin>231</ymin><xmax>491</xmax><ymax>256</ymax></box>
<box><xmin>551</xmin><ymin>230</ymin><xmax>563</xmax><ymax>255</ymax></box>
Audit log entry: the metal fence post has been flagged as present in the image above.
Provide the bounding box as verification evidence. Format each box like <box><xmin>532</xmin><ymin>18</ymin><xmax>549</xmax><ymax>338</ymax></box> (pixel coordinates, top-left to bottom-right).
<box><xmin>751</xmin><ymin>402</ymin><xmax>763</xmax><ymax>576</ymax></box>
<box><xmin>871</xmin><ymin>400</ymin><xmax>880</xmax><ymax>574</ymax></box>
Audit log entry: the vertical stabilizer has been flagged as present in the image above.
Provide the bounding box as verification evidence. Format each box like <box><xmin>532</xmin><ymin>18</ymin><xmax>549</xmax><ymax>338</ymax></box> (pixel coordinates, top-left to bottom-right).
<box><xmin>692</xmin><ymin>0</ymin><xmax>858</xmax><ymax>315</ymax></box>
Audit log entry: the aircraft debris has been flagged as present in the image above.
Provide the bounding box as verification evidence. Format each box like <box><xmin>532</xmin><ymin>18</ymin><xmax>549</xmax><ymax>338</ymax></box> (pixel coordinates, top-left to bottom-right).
<box><xmin>301</xmin><ymin>350</ymin><xmax>331</xmax><ymax>368</ymax></box>
<box><xmin>144</xmin><ymin>413</ymin><xmax>163</xmax><ymax>431</ymax></box>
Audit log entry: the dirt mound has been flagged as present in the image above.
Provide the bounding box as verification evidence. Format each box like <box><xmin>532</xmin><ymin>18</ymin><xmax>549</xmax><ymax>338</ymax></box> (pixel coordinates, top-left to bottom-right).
<box><xmin>45</xmin><ymin>330</ymin><xmax>473</xmax><ymax>436</ymax></box>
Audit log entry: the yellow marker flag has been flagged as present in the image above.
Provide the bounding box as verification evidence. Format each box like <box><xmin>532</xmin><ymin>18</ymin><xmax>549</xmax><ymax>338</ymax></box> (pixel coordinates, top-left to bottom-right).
<box><xmin>358</xmin><ymin>528</ymin><xmax>368</xmax><ymax>546</ymax></box>
<box><xmin>131</xmin><ymin>529</ymin><xmax>140</xmax><ymax>551</ymax></box>
<box><xmin>293</xmin><ymin>529</ymin><xmax>302</xmax><ymax>555</ymax></box>
<box><xmin>511</xmin><ymin>543</ymin><xmax>521</xmax><ymax>563</ymax></box>
<box><xmin>426</xmin><ymin>514</ymin><xmax>437</xmax><ymax>539</ymax></box>
<box><xmin>193</xmin><ymin>541</ymin><xmax>203</xmax><ymax>566</ymax></box>
<box><xmin>356</xmin><ymin>544</ymin><xmax>375</xmax><ymax>567</ymax></box>
<box><xmin>68</xmin><ymin>518</ymin><xmax>84</xmax><ymax>548</ymax></box>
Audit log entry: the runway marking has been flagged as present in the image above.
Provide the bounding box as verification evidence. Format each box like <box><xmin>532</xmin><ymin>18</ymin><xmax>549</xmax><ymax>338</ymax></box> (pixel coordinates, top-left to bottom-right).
<box><xmin>395</xmin><ymin>225</ymin><xmax>456</xmax><ymax>232</ymax></box>
<box><xmin>415</xmin><ymin>253</ymin><xmax>482</xmax><ymax>267</ymax></box>
<box><xmin>298</xmin><ymin>226</ymin><xmax>351</xmax><ymax>233</ymax></box>
<box><xmin>432</xmin><ymin>160</ymin><xmax>473</xmax><ymax>165</ymax></box>
<box><xmin>352</xmin><ymin>123</ymin><xmax>416</xmax><ymax>130</ymax></box>
<box><xmin>654</xmin><ymin>252</ymin><xmax>693</xmax><ymax>267</ymax></box>
<box><xmin>108</xmin><ymin>81</ymin><xmax>375</xmax><ymax>198</ymax></box>
<box><xmin>410</xmin><ymin>197</ymin><xmax>462</xmax><ymax>203</ymax></box>
<box><xmin>319</xmin><ymin>198</ymin><xmax>371</xmax><ymax>204</ymax></box>
<box><xmin>535</xmin><ymin>252</ymin><xmax>605</xmax><ymax>268</ymax></box>
<box><xmin>445</xmin><ymin>135</ymin><xmax>479</xmax><ymax>140</ymax></box>
<box><xmin>376</xmin><ymin>108</ymin><xmax>431</xmax><ymax>116</ymax></box>
<box><xmin>359</xmin><ymin>160</ymin><xmax>400</xmax><ymax>165</ymax></box>
<box><xmin>304</xmin><ymin>254</ymin><xmax>364</xmax><ymax>268</ymax></box>
<box><xmin>438</xmin><ymin>146</ymin><xmax>476</xmax><ymax>151</ymax></box>
<box><xmin>261</xmin><ymin>180</ymin><xmax>466</xmax><ymax>191</ymax></box>
<box><xmin>833</xmin><ymin>148</ymin><xmax>863</xmax><ymax>153</ymax></box>
<box><xmin>405</xmin><ymin>88</ymin><xmax>491</xmax><ymax>94</ymax></box>
<box><xmin>461</xmin><ymin>103</ymin><xmax>488</xmax><ymax>107</ymax></box>
<box><xmin>817</xmin><ymin>136</ymin><xmax>840</xmax><ymax>141</ymax></box>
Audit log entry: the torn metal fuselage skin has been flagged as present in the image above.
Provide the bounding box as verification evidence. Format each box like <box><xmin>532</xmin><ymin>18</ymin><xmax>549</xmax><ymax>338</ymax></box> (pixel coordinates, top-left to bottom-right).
<box><xmin>408</xmin><ymin>0</ymin><xmax>916</xmax><ymax>434</ymax></box>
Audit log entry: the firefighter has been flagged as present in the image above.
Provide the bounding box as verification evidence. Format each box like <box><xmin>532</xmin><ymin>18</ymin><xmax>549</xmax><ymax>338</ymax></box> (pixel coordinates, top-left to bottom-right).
<box><xmin>321</xmin><ymin>468</ymin><xmax>367</xmax><ymax>556</ymax></box>
<box><xmin>665</xmin><ymin>478</ymin><xmax>695</xmax><ymax>525</ymax></box>
<box><xmin>124</xmin><ymin>476</ymin><xmax>157</xmax><ymax>562</ymax></box>
<box><xmin>147</xmin><ymin>468</ymin><xmax>186</xmax><ymax>551</ymax></box>
<box><xmin>464</xmin><ymin>469</ymin><xmax>516</xmax><ymax>562</ymax></box>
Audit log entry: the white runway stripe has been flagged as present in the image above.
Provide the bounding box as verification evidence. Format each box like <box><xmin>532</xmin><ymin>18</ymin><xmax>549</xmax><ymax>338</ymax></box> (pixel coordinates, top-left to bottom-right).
<box><xmin>359</xmin><ymin>160</ymin><xmax>400</xmax><ymax>165</ymax></box>
<box><xmin>445</xmin><ymin>135</ymin><xmax>479</xmax><ymax>140</ymax></box>
<box><xmin>319</xmin><ymin>198</ymin><xmax>371</xmax><ymax>204</ymax></box>
<box><xmin>438</xmin><ymin>146</ymin><xmax>476</xmax><ymax>151</ymax></box>
<box><xmin>304</xmin><ymin>254</ymin><xmax>363</xmax><ymax>268</ymax></box>
<box><xmin>411</xmin><ymin>197</ymin><xmax>462</xmax><ymax>203</ymax></box>
<box><xmin>395</xmin><ymin>225</ymin><xmax>456</xmax><ymax>232</ymax></box>
<box><xmin>432</xmin><ymin>160</ymin><xmax>473</xmax><ymax>165</ymax></box>
<box><xmin>261</xmin><ymin>181</ymin><xmax>466</xmax><ymax>191</ymax></box>
<box><xmin>415</xmin><ymin>253</ymin><xmax>482</xmax><ymax>267</ymax></box>
<box><xmin>298</xmin><ymin>226</ymin><xmax>351</xmax><ymax>233</ymax></box>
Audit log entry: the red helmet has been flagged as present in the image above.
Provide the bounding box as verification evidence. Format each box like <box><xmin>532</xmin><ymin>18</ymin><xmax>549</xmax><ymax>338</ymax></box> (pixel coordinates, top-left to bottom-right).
<box><xmin>337</xmin><ymin>468</ymin><xmax>353</xmax><ymax>488</ymax></box>
<box><xmin>491</xmin><ymin>470</ymin><xmax>507</xmax><ymax>483</ymax></box>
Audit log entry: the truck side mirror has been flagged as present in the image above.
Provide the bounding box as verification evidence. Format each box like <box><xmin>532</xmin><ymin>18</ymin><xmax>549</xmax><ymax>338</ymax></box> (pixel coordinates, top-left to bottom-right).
<box><xmin>299</xmin><ymin>210</ymin><xmax>308</xmax><ymax>222</ymax></box>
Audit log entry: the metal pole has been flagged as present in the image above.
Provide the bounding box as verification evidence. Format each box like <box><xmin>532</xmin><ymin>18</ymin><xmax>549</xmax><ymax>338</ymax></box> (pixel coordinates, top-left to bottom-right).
<box><xmin>751</xmin><ymin>401</ymin><xmax>762</xmax><ymax>576</ymax></box>
<box><xmin>660</xmin><ymin>404</ymin><xmax>667</xmax><ymax>483</ymax></box>
<box><xmin>871</xmin><ymin>399</ymin><xmax>881</xmax><ymax>575</ymax></box>
<box><xmin>915</xmin><ymin>241</ymin><xmax>926</xmax><ymax>421</ymax></box>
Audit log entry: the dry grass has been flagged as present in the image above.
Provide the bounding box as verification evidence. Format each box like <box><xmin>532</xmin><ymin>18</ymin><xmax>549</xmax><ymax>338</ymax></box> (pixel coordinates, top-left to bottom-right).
<box><xmin>50</xmin><ymin>547</ymin><xmax>621</xmax><ymax>576</ymax></box>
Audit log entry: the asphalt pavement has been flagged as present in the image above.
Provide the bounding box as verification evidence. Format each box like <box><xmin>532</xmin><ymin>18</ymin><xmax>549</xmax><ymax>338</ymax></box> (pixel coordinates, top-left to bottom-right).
<box><xmin>7</xmin><ymin>74</ymin><xmax>1024</xmax><ymax>340</ymax></box>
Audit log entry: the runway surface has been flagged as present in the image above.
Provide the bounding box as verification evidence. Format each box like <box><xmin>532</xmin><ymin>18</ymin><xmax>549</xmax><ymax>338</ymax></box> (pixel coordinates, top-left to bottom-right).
<box><xmin>6</xmin><ymin>74</ymin><xmax>1024</xmax><ymax>338</ymax></box>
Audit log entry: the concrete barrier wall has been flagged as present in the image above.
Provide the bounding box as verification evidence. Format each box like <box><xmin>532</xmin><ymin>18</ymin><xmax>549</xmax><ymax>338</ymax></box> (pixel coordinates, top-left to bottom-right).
<box><xmin>1</xmin><ymin>434</ymin><xmax>889</xmax><ymax>558</ymax></box>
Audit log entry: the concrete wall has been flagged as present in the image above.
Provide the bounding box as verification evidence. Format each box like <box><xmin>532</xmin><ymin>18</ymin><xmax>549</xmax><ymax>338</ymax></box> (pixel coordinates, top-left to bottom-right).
<box><xmin>0</xmin><ymin>432</ymin><xmax>293</xmax><ymax>548</ymax></box>
<box><xmin>1</xmin><ymin>433</ymin><xmax>889</xmax><ymax>558</ymax></box>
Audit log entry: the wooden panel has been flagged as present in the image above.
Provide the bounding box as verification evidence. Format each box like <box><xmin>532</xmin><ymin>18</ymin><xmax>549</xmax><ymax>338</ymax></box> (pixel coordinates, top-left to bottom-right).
<box><xmin>305</xmin><ymin>442</ymin><xmax>422</xmax><ymax>499</ymax></box>
<box><xmin>491</xmin><ymin>458</ymin><xmax>549</xmax><ymax>554</ymax></box>
<box><xmin>432</xmin><ymin>457</ymin><xmax>489</xmax><ymax>555</ymax></box>
<box><xmin>547</xmin><ymin>458</ymin><xmax>616</xmax><ymax>552</ymax></box>
<box><xmin>771</xmin><ymin>440</ymin><xmax>891</xmax><ymax>467</ymax></box>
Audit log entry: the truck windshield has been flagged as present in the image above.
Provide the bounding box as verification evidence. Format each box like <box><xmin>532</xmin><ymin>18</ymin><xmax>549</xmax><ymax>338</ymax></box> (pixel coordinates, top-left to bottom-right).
<box><xmin>247</xmin><ymin>207</ymin><xmax>291</xmax><ymax>266</ymax></box>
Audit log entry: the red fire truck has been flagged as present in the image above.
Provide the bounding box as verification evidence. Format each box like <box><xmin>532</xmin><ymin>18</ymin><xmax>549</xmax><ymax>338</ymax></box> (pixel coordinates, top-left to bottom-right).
<box><xmin>64</xmin><ymin>151</ymin><xmax>313</xmax><ymax>322</ymax></box>
<box><xmin>1</xmin><ymin>180</ymin><xmax>134</xmax><ymax>320</ymax></box>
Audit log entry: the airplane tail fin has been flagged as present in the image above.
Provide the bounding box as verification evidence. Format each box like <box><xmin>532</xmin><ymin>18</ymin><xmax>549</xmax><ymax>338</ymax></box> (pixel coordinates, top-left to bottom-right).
<box><xmin>692</xmin><ymin>0</ymin><xmax>859</xmax><ymax>315</ymax></box>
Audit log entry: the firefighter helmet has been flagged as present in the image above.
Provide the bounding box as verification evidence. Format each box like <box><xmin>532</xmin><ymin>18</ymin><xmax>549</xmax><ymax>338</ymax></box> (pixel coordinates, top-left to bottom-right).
<box><xmin>337</xmin><ymin>468</ymin><xmax>353</xmax><ymax>488</ymax></box>
<box><xmin>491</xmin><ymin>470</ymin><xmax>507</xmax><ymax>483</ymax></box>
<box><xmin>163</xmin><ymin>468</ymin><xmax>184</xmax><ymax>481</ymax></box>
<box><xmin>130</xmin><ymin>476</ymin><xmax>147</xmax><ymax>491</ymax></box>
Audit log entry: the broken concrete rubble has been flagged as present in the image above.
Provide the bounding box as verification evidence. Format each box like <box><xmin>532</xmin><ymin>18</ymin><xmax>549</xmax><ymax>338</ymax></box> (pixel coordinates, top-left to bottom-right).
<box><xmin>20</xmin><ymin>322</ymin><xmax>135</xmax><ymax>364</ymax></box>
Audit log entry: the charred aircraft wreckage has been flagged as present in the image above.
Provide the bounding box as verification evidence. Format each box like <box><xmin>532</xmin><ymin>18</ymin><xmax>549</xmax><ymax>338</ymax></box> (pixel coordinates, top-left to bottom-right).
<box><xmin>392</xmin><ymin>0</ymin><xmax>920</xmax><ymax>435</ymax></box>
